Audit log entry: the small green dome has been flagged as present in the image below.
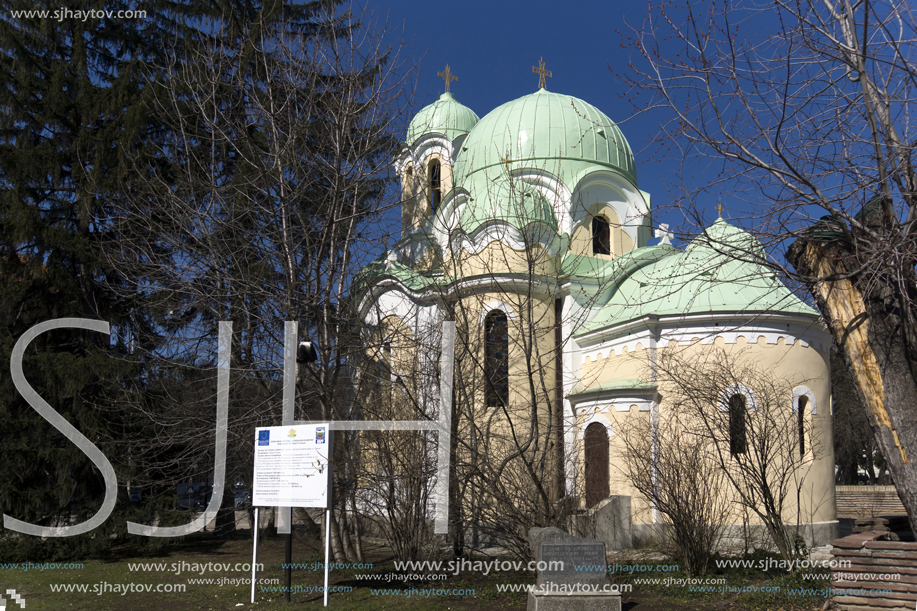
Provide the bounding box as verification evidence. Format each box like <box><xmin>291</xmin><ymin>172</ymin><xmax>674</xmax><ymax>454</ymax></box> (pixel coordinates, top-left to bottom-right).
<box><xmin>454</xmin><ymin>89</ymin><xmax>636</xmax><ymax>188</ymax></box>
<box><xmin>685</xmin><ymin>218</ymin><xmax>766</xmax><ymax>260</ymax></box>
<box><xmin>406</xmin><ymin>93</ymin><xmax>480</xmax><ymax>145</ymax></box>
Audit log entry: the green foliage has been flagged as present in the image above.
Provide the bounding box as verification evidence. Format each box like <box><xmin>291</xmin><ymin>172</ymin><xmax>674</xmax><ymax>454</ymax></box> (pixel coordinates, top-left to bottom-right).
<box><xmin>0</xmin><ymin>0</ymin><xmax>158</xmax><ymax>556</ymax></box>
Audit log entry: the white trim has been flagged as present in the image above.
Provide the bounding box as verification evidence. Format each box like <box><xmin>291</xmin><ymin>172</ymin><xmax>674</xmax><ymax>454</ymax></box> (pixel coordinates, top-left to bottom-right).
<box><xmin>575</xmin><ymin>397</ymin><xmax>652</xmax><ymax>413</ymax></box>
<box><xmin>720</xmin><ymin>384</ymin><xmax>758</xmax><ymax>412</ymax></box>
<box><xmin>578</xmin><ymin>315</ymin><xmax>831</xmax><ymax>363</ymax></box>
<box><xmin>448</xmin><ymin>219</ymin><xmax>569</xmax><ymax>258</ymax></box>
<box><xmin>792</xmin><ymin>386</ymin><xmax>817</xmax><ymax>415</ymax></box>
<box><xmin>578</xmin><ymin>414</ymin><xmax>612</xmax><ymax>440</ymax></box>
<box><xmin>479</xmin><ymin>302</ymin><xmax>517</xmax><ymax>323</ymax></box>
<box><xmin>567</xmin><ymin>170</ymin><xmax>650</xmax><ymax>247</ymax></box>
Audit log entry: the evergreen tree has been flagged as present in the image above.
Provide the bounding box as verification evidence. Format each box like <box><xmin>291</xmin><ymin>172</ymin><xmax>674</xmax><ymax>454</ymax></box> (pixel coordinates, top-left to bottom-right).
<box><xmin>0</xmin><ymin>1</ymin><xmax>160</xmax><ymax>558</ymax></box>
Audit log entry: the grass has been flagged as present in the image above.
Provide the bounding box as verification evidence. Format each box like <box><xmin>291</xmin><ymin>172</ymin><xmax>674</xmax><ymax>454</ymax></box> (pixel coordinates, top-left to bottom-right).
<box><xmin>0</xmin><ymin>532</ymin><xmax>834</xmax><ymax>611</ymax></box>
<box><xmin>0</xmin><ymin>530</ymin><xmax>529</xmax><ymax>611</ymax></box>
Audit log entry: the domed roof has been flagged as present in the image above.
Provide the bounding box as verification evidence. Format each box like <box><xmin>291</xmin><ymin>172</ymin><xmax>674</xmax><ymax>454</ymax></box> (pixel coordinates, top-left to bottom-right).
<box><xmin>406</xmin><ymin>92</ymin><xmax>480</xmax><ymax>145</ymax></box>
<box><xmin>574</xmin><ymin>219</ymin><xmax>816</xmax><ymax>335</ymax></box>
<box><xmin>454</xmin><ymin>89</ymin><xmax>636</xmax><ymax>187</ymax></box>
<box><xmin>684</xmin><ymin>218</ymin><xmax>767</xmax><ymax>260</ymax></box>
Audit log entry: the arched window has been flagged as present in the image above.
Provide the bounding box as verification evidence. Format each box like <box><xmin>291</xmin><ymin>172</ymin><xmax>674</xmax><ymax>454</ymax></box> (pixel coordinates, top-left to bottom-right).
<box><xmin>584</xmin><ymin>422</ymin><xmax>610</xmax><ymax>508</ymax></box>
<box><xmin>798</xmin><ymin>396</ymin><xmax>807</xmax><ymax>457</ymax></box>
<box><xmin>729</xmin><ymin>394</ymin><xmax>747</xmax><ymax>455</ymax></box>
<box><xmin>428</xmin><ymin>159</ymin><xmax>441</xmax><ymax>212</ymax></box>
<box><xmin>592</xmin><ymin>216</ymin><xmax>611</xmax><ymax>255</ymax></box>
<box><xmin>484</xmin><ymin>310</ymin><xmax>508</xmax><ymax>407</ymax></box>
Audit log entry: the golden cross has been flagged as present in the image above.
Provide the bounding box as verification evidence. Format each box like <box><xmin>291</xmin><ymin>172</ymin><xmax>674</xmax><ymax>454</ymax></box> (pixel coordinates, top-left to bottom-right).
<box><xmin>532</xmin><ymin>57</ymin><xmax>552</xmax><ymax>89</ymax></box>
<box><xmin>501</xmin><ymin>154</ymin><xmax>512</xmax><ymax>172</ymax></box>
<box><xmin>716</xmin><ymin>200</ymin><xmax>724</xmax><ymax>218</ymax></box>
<box><xmin>437</xmin><ymin>64</ymin><xmax>457</xmax><ymax>93</ymax></box>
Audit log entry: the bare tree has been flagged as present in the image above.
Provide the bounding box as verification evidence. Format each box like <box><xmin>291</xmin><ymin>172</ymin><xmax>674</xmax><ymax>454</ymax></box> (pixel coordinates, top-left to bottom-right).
<box><xmin>98</xmin><ymin>3</ymin><xmax>412</xmax><ymax>559</ymax></box>
<box><xmin>651</xmin><ymin>346</ymin><xmax>823</xmax><ymax>562</ymax></box>
<box><xmin>616</xmin><ymin>412</ymin><xmax>732</xmax><ymax>576</ymax></box>
<box><xmin>618</xmin><ymin>0</ymin><xmax>917</xmax><ymax>533</ymax></box>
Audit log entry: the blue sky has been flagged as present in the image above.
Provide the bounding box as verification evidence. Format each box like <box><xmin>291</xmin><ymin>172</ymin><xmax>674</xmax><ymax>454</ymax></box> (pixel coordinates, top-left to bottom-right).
<box><xmin>377</xmin><ymin>0</ymin><xmax>720</xmax><ymax>243</ymax></box>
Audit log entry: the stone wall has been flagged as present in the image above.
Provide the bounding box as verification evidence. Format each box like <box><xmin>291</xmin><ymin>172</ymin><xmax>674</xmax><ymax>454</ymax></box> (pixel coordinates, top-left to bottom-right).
<box><xmin>831</xmin><ymin>532</ymin><xmax>917</xmax><ymax>611</ymax></box>
<box><xmin>836</xmin><ymin>485</ymin><xmax>907</xmax><ymax>519</ymax></box>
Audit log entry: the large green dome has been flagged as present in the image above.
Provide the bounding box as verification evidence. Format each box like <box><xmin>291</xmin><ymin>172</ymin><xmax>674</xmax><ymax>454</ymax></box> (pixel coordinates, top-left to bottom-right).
<box><xmin>454</xmin><ymin>89</ymin><xmax>636</xmax><ymax>187</ymax></box>
<box><xmin>406</xmin><ymin>92</ymin><xmax>480</xmax><ymax>145</ymax></box>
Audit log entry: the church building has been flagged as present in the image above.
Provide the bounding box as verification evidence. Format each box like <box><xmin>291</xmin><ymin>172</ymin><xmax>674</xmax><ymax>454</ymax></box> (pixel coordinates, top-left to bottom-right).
<box><xmin>353</xmin><ymin>66</ymin><xmax>838</xmax><ymax>548</ymax></box>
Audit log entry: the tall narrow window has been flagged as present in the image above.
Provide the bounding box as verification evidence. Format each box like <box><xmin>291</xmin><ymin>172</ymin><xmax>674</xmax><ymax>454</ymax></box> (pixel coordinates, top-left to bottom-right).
<box><xmin>428</xmin><ymin>159</ymin><xmax>441</xmax><ymax>212</ymax></box>
<box><xmin>485</xmin><ymin>310</ymin><xmax>508</xmax><ymax>407</ymax></box>
<box><xmin>584</xmin><ymin>422</ymin><xmax>610</xmax><ymax>509</ymax></box>
<box><xmin>729</xmin><ymin>394</ymin><xmax>747</xmax><ymax>455</ymax></box>
<box><xmin>592</xmin><ymin>216</ymin><xmax>611</xmax><ymax>255</ymax></box>
<box><xmin>798</xmin><ymin>396</ymin><xmax>808</xmax><ymax>457</ymax></box>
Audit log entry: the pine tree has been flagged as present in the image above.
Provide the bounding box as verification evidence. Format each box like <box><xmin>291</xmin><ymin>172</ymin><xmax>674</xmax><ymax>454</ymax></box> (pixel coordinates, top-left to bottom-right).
<box><xmin>0</xmin><ymin>0</ymin><xmax>159</xmax><ymax>558</ymax></box>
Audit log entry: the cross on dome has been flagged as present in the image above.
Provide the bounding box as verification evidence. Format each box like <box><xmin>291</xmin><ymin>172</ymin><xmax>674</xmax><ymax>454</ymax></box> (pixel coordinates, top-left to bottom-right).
<box><xmin>438</xmin><ymin>64</ymin><xmax>457</xmax><ymax>93</ymax></box>
<box><xmin>532</xmin><ymin>57</ymin><xmax>552</xmax><ymax>90</ymax></box>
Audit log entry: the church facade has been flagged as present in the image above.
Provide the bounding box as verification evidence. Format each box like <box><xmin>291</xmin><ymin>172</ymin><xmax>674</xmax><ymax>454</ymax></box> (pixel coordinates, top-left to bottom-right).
<box><xmin>353</xmin><ymin>78</ymin><xmax>838</xmax><ymax>548</ymax></box>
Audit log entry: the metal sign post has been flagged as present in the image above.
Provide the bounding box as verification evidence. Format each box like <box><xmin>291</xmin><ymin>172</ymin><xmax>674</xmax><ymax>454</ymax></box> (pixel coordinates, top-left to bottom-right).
<box><xmin>250</xmin><ymin>507</ymin><xmax>259</xmax><ymax>604</ymax></box>
<box><xmin>250</xmin><ymin>423</ymin><xmax>329</xmax><ymax>605</ymax></box>
<box><xmin>323</xmin><ymin>430</ymin><xmax>333</xmax><ymax>607</ymax></box>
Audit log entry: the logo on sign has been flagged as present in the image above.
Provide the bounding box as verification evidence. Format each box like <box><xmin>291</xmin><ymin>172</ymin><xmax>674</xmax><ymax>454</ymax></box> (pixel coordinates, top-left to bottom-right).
<box><xmin>257</xmin><ymin>430</ymin><xmax>270</xmax><ymax>446</ymax></box>
<box><xmin>316</xmin><ymin>427</ymin><xmax>326</xmax><ymax>444</ymax></box>
<box><xmin>287</xmin><ymin>428</ymin><xmax>297</xmax><ymax>438</ymax></box>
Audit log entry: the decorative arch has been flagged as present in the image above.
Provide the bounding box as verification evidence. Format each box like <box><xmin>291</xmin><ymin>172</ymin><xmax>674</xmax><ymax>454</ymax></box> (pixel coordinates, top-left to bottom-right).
<box><xmin>792</xmin><ymin>386</ymin><xmax>817</xmax><ymax>414</ymax></box>
<box><xmin>719</xmin><ymin>384</ymin><xmax>758</xmax><ymax>412</ymax></box>
<box><xmin>478</xmin><ymin>301</ymin><xmax>518</xmax><ymax>324</ymax></box>
<box><xmin>578</xmin><ymin>412</ymin><xmax>613</xmax><ymax>439</ymax></box>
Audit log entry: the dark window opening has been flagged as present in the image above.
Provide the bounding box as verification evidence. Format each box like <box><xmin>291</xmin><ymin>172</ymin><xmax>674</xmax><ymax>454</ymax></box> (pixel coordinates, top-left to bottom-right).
<box><xmin>798</xmin><ymin>396</ymin><xmax>807</xmax><ymax>457</ymax></box>
<box><xmin>729</xmin><ymin>394</ymin><xmax>747</xmax><ymax>455</ymax></box>
<box><xmin>584</xmin><ymin>422</ymin><xmax>610</xmax><ymax>508</ymax></box>
<box><xmin>592</xmin><ymin>216</ymin><xmax>611</xmax><ymax>255</ymax></box>
<box><xmin>429</xmin><ymin>160</ymin><xmax>441</xmax><ymax>212</ymax></box>
<box><xmin>485</xmin><ymin>311</ymin><xmax>508</xmax><ymax>407</ymax></box>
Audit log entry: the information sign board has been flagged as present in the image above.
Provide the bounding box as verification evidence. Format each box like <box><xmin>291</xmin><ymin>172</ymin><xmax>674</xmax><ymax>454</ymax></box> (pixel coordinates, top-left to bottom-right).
<box><xmin>252</xmin><ymin>424</ymin><xmax>329</xmax><ymax>508</ymax></box>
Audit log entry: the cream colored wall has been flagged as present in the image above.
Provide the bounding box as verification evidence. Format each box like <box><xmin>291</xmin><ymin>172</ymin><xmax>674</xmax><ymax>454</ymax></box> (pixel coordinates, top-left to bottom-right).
<box><xmin>401</xmin><ymin>164</ymin><xmax>417</xmax><ymax>234</ymax></box>
<box><xmin>450</xmin><ymin>290</ymin><xmax>565</xmax><ymax>502</ymax></box>
<box><xmin>364</xmin><ymin>314</ymin><xmax>419</xmax><ymax>418</ymax></box>
<box><xmin>578</xmin><ymin>334</ymin><xmax>835</xmax><ymax>527</ymax></box>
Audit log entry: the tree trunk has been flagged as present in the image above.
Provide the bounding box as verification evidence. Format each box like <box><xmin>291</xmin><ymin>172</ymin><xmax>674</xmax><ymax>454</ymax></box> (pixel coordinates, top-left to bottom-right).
<box><xmin>214</xmin><ymin>487</ymin><xmax>237</xmax><ymax>535</ymax></box>
<box><xmin>787</xmin><ymin>231</ymin><xmax>917</xmax><ymax>535</ymax></box>
<box><xmin>327</xmin><ymin>511</ymin><xmax>347</xmax><ymax>563</ymax></box>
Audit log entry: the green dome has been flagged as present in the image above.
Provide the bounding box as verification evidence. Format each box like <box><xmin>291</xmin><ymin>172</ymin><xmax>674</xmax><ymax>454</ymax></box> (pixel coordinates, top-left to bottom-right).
<box><xmin>406</xmin><ymin>92</ymin><xmax>480</xmax><ymax>145</ymax></box>
<box><xmin>454</xmin><ymin>89</ymin><xmax>636</xmax><ymax>188</ymax></box>
<box><xmin>685</xmin><ymin>218</ymin><xmax>767</xmax><ymax>260</ymax></box>
<box><xmin>575</xmin><ymin>219</ymin><xmax>816</xmax><ymax>335</ymax></box>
